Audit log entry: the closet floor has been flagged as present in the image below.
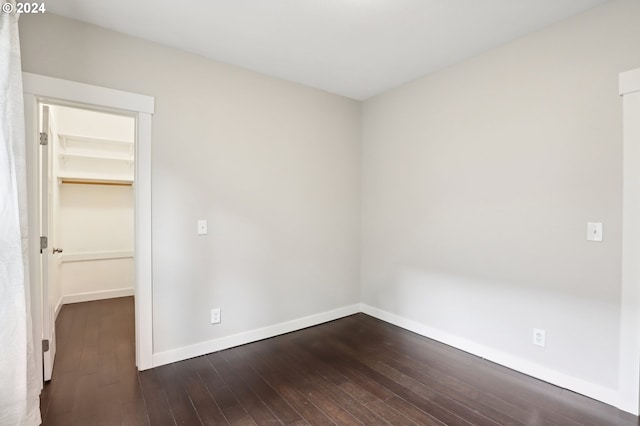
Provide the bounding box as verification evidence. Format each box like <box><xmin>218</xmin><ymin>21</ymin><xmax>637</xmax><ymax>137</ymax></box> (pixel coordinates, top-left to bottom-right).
<box><xmin>40</xmin><ymin>297</ymin><xmax>638</xmax><ymax>425</ymax></box>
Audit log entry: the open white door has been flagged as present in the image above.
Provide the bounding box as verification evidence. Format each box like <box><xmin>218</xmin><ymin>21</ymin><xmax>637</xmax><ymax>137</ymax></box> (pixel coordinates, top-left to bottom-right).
<box><xmin>40</xmin><ymin>105</ymin><xmax>57</xmax><ymax>381</ymax></box>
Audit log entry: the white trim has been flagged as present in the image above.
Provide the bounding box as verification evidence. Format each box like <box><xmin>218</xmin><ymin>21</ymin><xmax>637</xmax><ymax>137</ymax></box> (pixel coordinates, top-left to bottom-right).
<box><xmin>619</xmin><ymin>68</ymin><xmax>640</xmax><ymax>416</ymax></box>
<box><xmin>360</xmin><ymin>304</ymin><xmax>621</xmax><ymax>410</ymax></box>
<box><xmin>135</xmin><ymin>112</ymin><xmax>153</xmax><ymax>370</ymax></box>
<box><xmin>22</xmin><ymin>73</ymin><xmax>155</xmax><ymax>374</ymax></box>
<box><xmin>619</xmin><ymin>68</ymin><xmax>640</xmax><ymax>96</ymax></box>
<box><xmin>61</xmin><ymin>288</ymin><xmax>135</xmax><ymax>305</ymax></box>
<box><xmin>22</xmin><ymin>73</ymin><xmax>154</xmax><ymax>114</ymax></box>
<box><xmin>152</xmin><ymin>304</ymin><xmax>361</xmax><ymax>368</ymax></box>
<box><xmin>54</xmin><ymin>297</ymin><xmax>63</xmax><ymax>321</ymax></box>
<box><xmin>60</xmin><ymin>250</ymin><xmax>134</xmax><ymax>263</ymax></box>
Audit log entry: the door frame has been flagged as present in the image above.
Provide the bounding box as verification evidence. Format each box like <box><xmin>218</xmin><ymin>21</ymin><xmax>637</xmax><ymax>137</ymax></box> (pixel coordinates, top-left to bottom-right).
<box><xmin>619</xmin><ymin>67</ymin><xmax>640</xmax><ymax>415</ymax></box>
<box><xmin>23</xmin><ymin>73</ymin><xmax>155</xmax><ymax>374</ymax></box>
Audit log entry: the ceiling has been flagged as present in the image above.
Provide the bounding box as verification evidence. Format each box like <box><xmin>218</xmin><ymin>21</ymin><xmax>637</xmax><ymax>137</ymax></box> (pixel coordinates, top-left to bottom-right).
<box><xmin>45</xmin><ymin>0</ymin><xmax>608</xmax><ymax>100</ymax></box>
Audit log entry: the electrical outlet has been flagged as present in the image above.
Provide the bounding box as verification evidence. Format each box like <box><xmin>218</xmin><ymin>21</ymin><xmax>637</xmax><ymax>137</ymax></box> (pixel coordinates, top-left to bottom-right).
<box><xmin>587</xmin><ymin>222</ymin><xmax>602</xmax><ymax>242</ymax></box>
<box><xmin>533</xmin><ymin>328</ymin><xmax>546</xmax><ymax>347</ymax></box>
<box><xmin>197</xmin><ymin>219</ymin><xmax>208</xmax><ymax>235</ymax></box>
<box><xmin>210</xmin><ymin>308</ymin><xmax>221</xmax><ymax>324</ymax></box>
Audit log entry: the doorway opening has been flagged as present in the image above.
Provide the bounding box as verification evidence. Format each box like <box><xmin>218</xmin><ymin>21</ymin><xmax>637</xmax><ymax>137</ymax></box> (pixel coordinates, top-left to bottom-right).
<box><xmin>24</xmin><ymin>72</ymin><xmax>155</xmax><ymax>387</ymax></box>
<box><xmin>39</xmin><ymin>103</ymin><xmax>136</xmax><ymax>381</ymax></box>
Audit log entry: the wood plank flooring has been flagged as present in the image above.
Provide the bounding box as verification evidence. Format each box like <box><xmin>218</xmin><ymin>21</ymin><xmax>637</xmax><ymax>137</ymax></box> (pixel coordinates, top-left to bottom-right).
<box><xmin>40</xmin><ymin>297</ymin><xmax>639</xmax><ymax>425</ymax></box>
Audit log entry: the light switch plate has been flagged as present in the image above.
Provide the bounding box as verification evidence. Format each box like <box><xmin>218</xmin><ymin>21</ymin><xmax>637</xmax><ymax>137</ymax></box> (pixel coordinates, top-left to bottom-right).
<box><xmin>197</xmin><ymin>219</ymin><xmax>208</xmax><ymax>235</ymax></box>
<box><xmin>587</xmin><ymin>222</ymin><xmax>603</xmax><ymax>242</ymax></box>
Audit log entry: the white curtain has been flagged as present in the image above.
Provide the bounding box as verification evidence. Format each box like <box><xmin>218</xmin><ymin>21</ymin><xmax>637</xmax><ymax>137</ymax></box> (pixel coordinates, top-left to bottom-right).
<box><xmin>0</xmin><ymin>2</ymin><xmax>42</xmax><ymax>425</ymax></box>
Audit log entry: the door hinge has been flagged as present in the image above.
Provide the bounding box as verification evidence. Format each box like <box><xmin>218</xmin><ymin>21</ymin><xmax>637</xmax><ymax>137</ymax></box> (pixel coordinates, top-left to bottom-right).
<box><xmin>39</xmin><ymin>132</ymin><xmax>48</xmax><ymax>146</ymax></box>
<box><xmin>42</xmin><ymin>339</ymin><xmax>49</xmax><ymax>352</ymax></box>
<box><xmin>40</xmin><ymin>236</ymin><xmax>48</xmax><ymax>253</ymax></box>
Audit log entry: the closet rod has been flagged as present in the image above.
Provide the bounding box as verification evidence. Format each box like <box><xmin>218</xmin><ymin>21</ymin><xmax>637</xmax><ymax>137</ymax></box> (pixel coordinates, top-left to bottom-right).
<box><xmin>60</xmin><ymin>179</ymin><xmax>133</xmax><ymax>187</ymax></box>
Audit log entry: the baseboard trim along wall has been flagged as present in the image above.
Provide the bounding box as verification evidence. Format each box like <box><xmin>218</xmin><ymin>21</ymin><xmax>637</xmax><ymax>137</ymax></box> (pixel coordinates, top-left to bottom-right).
<box><xmin>152</xmin><ymin>304</ymin><xmax>362</xmax><ymax>368</ymax></box>
<box><xmin>61</xmin><ymin>287</ymin><xmax>135</xmax><ymax>305</ymax></box>
<box><xmin>359</xmin><ymin>304</ymin><xmax>622</xmax><ymax>413</ymax></box>
<box><xmin>54</xmin><ymin>298</ymin><xmax>64</xmax><ymax>321</ymax></box>
<box><xmin>149</xmin><ymin>301</ymin><xmax>624</xmax><ymax>412</ymax></box>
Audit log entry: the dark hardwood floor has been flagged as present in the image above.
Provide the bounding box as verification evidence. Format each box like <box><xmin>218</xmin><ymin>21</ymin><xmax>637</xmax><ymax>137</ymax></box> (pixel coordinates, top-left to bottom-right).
<box><xmin>40</xmin><ymin>297</ymin><xmax>638</xmax><ymax>425</ymax></box>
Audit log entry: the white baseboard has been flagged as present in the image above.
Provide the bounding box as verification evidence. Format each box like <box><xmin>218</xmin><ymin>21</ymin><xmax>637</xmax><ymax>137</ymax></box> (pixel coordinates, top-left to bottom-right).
<box><xmin>360</xmin><ymin>304</ymin><xmax>622</xmax><ymax>412</ymax></box>
<box><xmin>54</xmin><ymin>297</ymin><xmax>63</xmax><ymax>320</ymax></box>
<box><xmin>152</xmin><ymin>304</ymin><xmax>361</xmax><ymax>368</ymax></box>
<box><xmin>61</xmin><ymin>288</ymin><xmax>134</xmax><ymax>305</ymax></box>
<box><xmin>146</xmin><ymin>301</ymin><xmax>627</xmax><ymax>414</ymax></box>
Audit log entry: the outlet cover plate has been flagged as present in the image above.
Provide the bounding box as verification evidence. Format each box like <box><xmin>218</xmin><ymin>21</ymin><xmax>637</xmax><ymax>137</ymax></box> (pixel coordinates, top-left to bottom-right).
<box><xmin>533</xmin><ymin>328</ymin><xmax>546</xmax><ymax>347</ymax></box>
<box><xmin>210</xmin><ymin>308</ymin><xmax>221</xmax><ymax>324</ymax></box>
<box><xmin>587</xmin><ymin>222</ymin><xmax>603</xmax><ymax>242</ymax></box>
<box><xmin>197</xmin><ymin>219</ymin><xmax>208</xmax><ymax>235</ymax></box>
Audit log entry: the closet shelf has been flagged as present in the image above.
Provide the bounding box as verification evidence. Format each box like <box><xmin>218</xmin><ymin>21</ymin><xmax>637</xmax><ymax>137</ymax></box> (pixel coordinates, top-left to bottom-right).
<box><xmin>59</xmin><ymin>134</ymin><xmax>134</xmax><ymax>148</ymax></box>
<box><xmin>59</xmin><ymin>176</ymin><xmax>133</xmax><ymax>186</ymax></box>
<box><xmin>57</xmin><ymin>133</ymin><xmax>134</xmax><ymax>184</ymax></box>
<box><xmin>60</xmin><ymin>152</ymin><xmax>133</xmax><ymax>163</ymax></box>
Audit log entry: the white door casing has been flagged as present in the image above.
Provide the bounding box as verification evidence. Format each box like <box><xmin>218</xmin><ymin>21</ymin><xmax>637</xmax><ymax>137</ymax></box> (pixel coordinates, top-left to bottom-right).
<box><xmin>619</xmin><ymin>67</ymin><xmax>640</xmax><ymax>416</ymax></box>
<box><xmin>23</xmin><ymin>73</ymin><xmax>155</xmax><ymax>376</ymax></box>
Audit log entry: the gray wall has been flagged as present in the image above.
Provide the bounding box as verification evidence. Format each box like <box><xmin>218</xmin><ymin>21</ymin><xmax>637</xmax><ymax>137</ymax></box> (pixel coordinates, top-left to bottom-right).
<box><xmin>361</xmin><ymin>0</ymin><xmax>640</xmax><ymax>390</ymax></box>
<box><xmin>19</xmin><ymin>13</ymin><xmax>362</xmax><ymax>354</ymax></box>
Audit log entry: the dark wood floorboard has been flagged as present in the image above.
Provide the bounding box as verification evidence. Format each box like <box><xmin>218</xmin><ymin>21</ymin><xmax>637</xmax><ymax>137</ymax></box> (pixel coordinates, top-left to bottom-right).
<box><xmin>41</xmin><ymin>298</ymin><xmax>639</xmax><ymax>425</ymax></box>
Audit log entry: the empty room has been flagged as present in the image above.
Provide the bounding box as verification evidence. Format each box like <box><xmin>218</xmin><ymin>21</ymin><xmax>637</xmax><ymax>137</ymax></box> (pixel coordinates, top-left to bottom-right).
<box><xmin>2</xmin><ymin>0</ymin><xmax>640</xmax><ymax>425</ymax></box>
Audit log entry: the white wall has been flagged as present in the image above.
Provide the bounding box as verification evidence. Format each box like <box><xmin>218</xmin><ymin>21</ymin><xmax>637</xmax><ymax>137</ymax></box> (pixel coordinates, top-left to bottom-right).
<box><xmin>19</xmin><ymin>13</ymin><xmax>362</xmax><ymax>355</ymax></box>
<box><xmin>361</xmin><ymin>0</ymin><xmax>640</xmax><ymax>398</ymax></box>
<box><xmin>52</xmin><ymin>107</ymin><xmax>134</xmax><ymax>142</ymax></box>
<box><xmin>50</xmin><ymin>105</ymin><xmax>135</xmax><ymax>301</ymax></box>
<box><xmin>57</xmin><ymin>183</ymin><xmax>134</xmax><ymax>296</ymax></box>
